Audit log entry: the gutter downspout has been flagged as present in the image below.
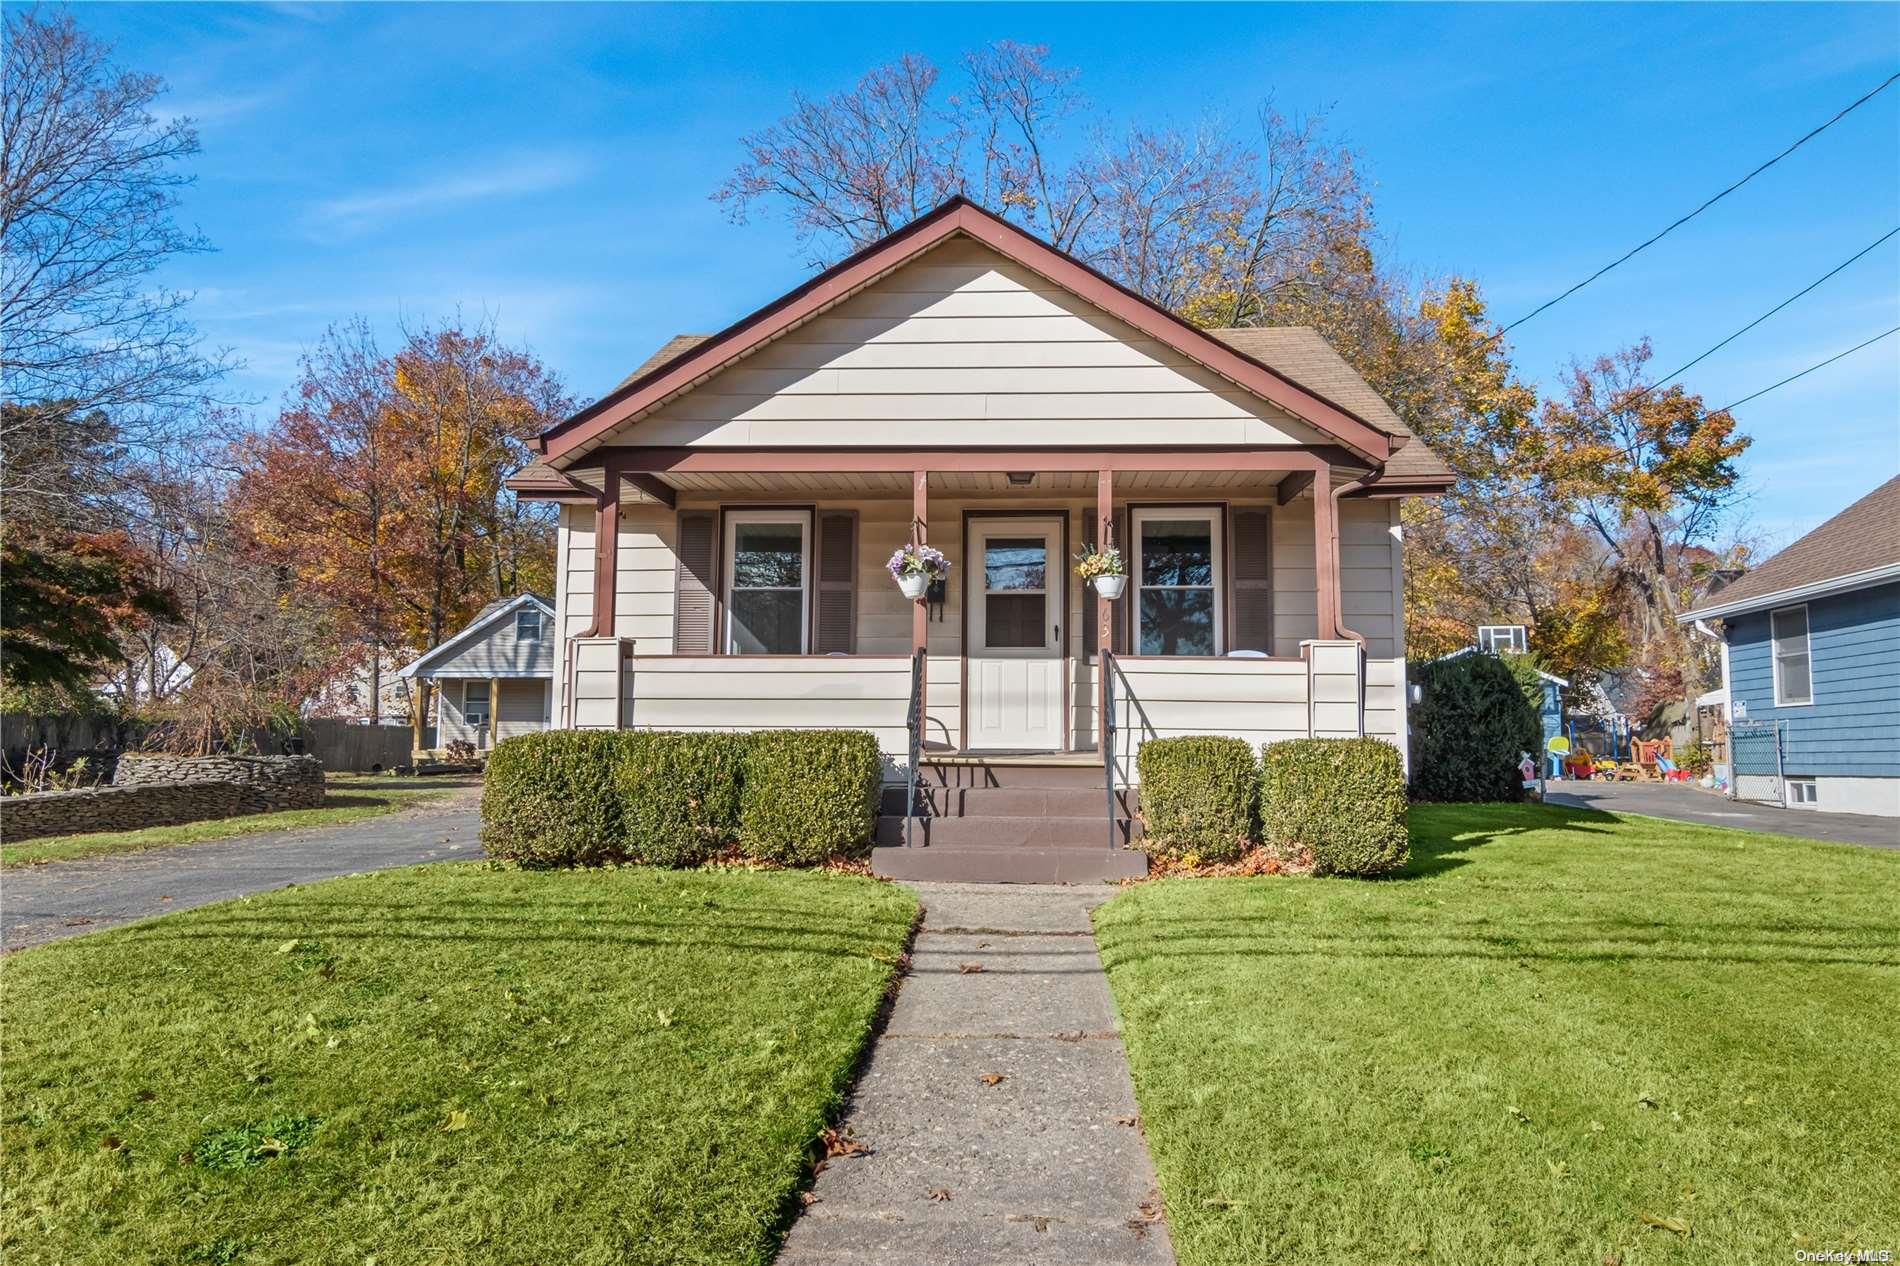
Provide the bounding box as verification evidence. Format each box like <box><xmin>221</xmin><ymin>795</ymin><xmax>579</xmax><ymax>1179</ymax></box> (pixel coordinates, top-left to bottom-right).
<box><xmin>1329</xmin><ymin>475</ymin><xmax>1374</xmax><ymax>646</ymax></box>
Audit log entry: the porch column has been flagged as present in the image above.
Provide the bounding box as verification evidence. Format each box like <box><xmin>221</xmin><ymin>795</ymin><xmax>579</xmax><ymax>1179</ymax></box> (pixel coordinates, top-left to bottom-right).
<box><xmin>488</xmin><ymin>678</ymin><xmax>500</xmax><ymax>749</ymax></box>
<box><xmin>1097</xmin><ymin>467</ymin><xmax>1113</xmax><ymax>748</ymax></box>
<box><xmin>587</xmin><ymin>468</ymin><xmax>621</xmax><ymax>638</ymax></box>
<box><xmin>911</xmin><ymin>469</ymin><xmax>929</xmax><ymax>711</ymax></box>
<box><xmin>1312</xmin><ymin>461</ymin><xmax>1340</xmax><ymax>641</ymax></box>
<box><xmin>411</xmin><ymin>679</ymin><xmax>429</xmax><ymax>758</ymax></box>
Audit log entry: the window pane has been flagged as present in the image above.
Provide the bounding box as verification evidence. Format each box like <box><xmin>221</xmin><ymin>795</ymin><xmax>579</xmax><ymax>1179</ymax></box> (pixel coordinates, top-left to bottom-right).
<box><xmin>1141</xmin><ymin>519</ymin><xmax>1213</xmax><ymax>587</ymax></box>
<box><xmin>730</xmin><ymin>589</ymin><xmax>802</xmax><ymax>654</ymax></box>
<box><xmin>985</xmin><ymin>538</ymin><xmax>1046</xmax><ymax>592</ymax></box>
<box><xmin>1778</xmin><ymin>652</ymin><xmax>1811</xmax><ymax>703</ymax></box>
<box><xmin>732</xmin><ymin>523</ymin><xmax>803</xmax><ymax>589</ymax></box>
<box><xmin>1139</xmin><ymin>589</ymin><xmax>1215</xmax><ymax>656</ymax></box>
<box><xmin>985</xmin><ymin>592</ymin><xmax>1047</xmax><ymax>649</ymax></box>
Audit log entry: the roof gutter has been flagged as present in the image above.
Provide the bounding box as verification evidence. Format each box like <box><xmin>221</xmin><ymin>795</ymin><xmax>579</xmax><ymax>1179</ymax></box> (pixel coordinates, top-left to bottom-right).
<box><xmin>1677</xmin><ymin>562</ymin><xmax>1900</xmax><ymax>623</ymax></box>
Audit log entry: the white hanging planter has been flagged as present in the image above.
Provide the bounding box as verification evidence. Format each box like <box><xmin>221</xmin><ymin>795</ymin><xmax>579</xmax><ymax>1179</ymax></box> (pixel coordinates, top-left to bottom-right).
<box><xmin>1092</xmin><ymin>573</ymin><xmax>1128</xmax><ymax>601</ymax></box>
<box><xmin>897</xmin><ymin>572</ymin><xmax>931</xmax><ymax>600</ymax></box>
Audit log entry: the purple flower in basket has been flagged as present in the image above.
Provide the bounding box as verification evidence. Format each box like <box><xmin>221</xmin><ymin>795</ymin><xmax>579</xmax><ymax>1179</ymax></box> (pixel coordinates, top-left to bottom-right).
<box><xmin>887</xmin><ymin>544</ymin><xmax>950</xmax><ymax>580</ymax></box>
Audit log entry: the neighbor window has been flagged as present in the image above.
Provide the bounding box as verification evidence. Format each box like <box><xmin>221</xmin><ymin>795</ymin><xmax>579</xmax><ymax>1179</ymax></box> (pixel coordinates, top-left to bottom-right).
<box><xmin>1132</xmin><ymin>508</ymin><xmax>1223</xmax><ymax>656</ymax></box>
<box><xmin>1787</xmin><ymin>778</ymin><xmax>1819</xmax><ymax>806</ymax></box>
<box><xmin>724</xmin><ymin>510</ymin><xmax>810</xmax><ymax>654</ymax></box>
<box><xmin>1771</xmin><ymin>605</ymin><xmax>1812</xmax><ymax>706</ymax></box>
<box><xmin>1478</xmin><ymin>624</ymin><xmax>1528</xmax><ymax>654</ymax></box>
<box><xmin>515</xmin><ymin>608</ymin><xmax>542</xmax><ymax>641</ymax></box>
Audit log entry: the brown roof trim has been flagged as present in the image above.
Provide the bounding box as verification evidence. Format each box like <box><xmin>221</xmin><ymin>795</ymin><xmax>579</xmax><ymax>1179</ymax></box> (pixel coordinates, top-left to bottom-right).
<box><xmin>537</xmin><ymin>197</ymin><xmax>1394</xmax><ymax>465</ymax></box>
<box><xmin>504</xmin><ymin>465</ymin><xmax>603</xmax><ymax>504</ymax></box>
<box><xmin>1343</xmin><ymin>473</ymin><xmax>1455</xmax><ymax>498</ymax></box>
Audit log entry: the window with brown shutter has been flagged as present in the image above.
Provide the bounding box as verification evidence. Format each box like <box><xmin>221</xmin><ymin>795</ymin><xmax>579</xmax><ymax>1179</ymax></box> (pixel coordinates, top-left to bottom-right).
<box><xmin>673</xmin><ymin>510</ymin><xmax>717</xmax><ymax>654</ymax></box>
<box><xmin>1230</xmin><ymin>507</ymin><xmax>1273</xmax><ymax>654</ymax></box>
<box><xmin>813</xmin><ymin>511</ymin><xmax>858</xmax><ymax>654</ymax></box>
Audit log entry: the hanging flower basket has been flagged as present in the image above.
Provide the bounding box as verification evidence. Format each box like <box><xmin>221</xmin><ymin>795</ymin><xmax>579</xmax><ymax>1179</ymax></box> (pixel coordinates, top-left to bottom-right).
<box><xmin>1074</xmin><ymin>545</ymin><xmax>1126</xmax><ymax>599</ymax></box>
<box><xmin>888</xmin><ymin>544</ymin><xmax>950</xmax><ymax>600</ymax></box>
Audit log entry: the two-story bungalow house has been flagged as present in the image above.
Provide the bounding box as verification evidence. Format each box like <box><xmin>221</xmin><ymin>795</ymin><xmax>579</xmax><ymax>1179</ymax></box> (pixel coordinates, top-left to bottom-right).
<box><xmin>505</xmin><ymin>198</ymin><xmax>1453</xmax><ymax>880</ymax></box>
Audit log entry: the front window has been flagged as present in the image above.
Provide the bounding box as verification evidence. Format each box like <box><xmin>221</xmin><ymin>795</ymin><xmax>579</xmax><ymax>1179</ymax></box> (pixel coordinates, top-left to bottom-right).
<box><xmin>1132</xmin><ymin>508</ymin><xmax>1222</xmax><ymax>656</ymax></box>
<box><xmin>1771</xmin><ymin>605</ymin><xmax>1812</xmax><ymax>705</ymax></box>
<box><xmin>724</xmin><ymin>510</ymin><xmax>810</xmax><ymax>654</ymax></box>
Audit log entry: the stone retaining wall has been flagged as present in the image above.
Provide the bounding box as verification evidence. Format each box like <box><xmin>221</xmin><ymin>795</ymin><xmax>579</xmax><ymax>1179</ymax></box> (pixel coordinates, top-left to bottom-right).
<box><xmin>1</xmin><ymin>754</ymin><xmax>326</xmax><ymax>844</ymax></box>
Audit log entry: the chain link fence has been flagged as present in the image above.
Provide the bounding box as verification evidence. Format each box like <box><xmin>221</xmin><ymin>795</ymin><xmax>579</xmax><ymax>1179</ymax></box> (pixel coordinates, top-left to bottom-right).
<box><xmin>1728</xmin><ymin>719</ymin><xmax>1787</xmax><ymax>807</ymax></box>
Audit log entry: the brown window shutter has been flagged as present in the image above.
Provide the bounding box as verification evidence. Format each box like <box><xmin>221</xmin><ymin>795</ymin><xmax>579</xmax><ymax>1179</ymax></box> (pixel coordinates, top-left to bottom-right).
<box><xmin>1230</xmin><ymin>507</ymin><xmax>1272</xmax><ymax>654</ymax></box>
<box><xmin>674</xmin><ymin>510</ymin><xmax>717</xmax><ymax>654</ymax></box>
<box><xmin>813</xmin><ymin>511</ymin><xmax>858</xmax><ymax>654</ymax></box>
<box><xmin>1085</xmin><ymin>510</ymin><xmax>1131</xmax><ymax>655</ymax></box>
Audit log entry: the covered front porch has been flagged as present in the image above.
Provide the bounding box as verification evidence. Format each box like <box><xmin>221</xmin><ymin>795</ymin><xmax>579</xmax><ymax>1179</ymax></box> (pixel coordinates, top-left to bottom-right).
<box><xmin>555</xmin><ymin>445</ymin><xmax>1409</xmax><ymax>778</ymax></box>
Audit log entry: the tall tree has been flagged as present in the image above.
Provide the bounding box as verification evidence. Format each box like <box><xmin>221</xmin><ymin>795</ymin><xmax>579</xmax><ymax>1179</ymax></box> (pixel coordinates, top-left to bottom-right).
<box><xmin>231</xmin><ymin>319</ymin><xmax>565</xmax><ymax>719</ymax></box>
<box><xmin>0</xmin><ymin>526</ymin><xmax>177</xmax><ymax>693</ymax></box>
<box><xmin>0</xmin><ymin>6</ymin><xmax>229</xmax><ymax>518</ymax></box>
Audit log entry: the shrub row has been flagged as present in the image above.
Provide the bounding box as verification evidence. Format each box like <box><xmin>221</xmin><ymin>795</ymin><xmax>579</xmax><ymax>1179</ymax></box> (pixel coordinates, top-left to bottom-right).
<box><xmin>1136</xmin><ymin>735</ymin><xmax>1409</xmax><ymax>877</ymax></box>
<box><xmin>481</xmin><ymin>729</ymin><xmax>882</xmax><ymax>869</ymax></box>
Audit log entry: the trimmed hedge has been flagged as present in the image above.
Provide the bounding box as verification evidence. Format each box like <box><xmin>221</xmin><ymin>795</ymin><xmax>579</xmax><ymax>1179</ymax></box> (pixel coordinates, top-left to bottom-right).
<box><xmin>738</xmin><ymin>730</ymin><xmax>883</xmax><ymax>865</ymax></box>
<box><xmin>1136</xmin><ymin>735</ymin><xmax>1259</xmax><ymax>864</ymax></box>
<box><xmin>615</xmin><ymin>732</ymin><xmax>746</xmax><ymax>866</ymax></box>
<box><xmin>481</xmin><ymin>731</ymin><xmax>630</xmax><ymax>867</ymax></box>
<box><xmin>1409</xmin><ymin>652</ymin><xmax>1541</xmax><ymax>802</ymax></box>
<box><xmin>1262</xmin><ymin>737</ymin><xmax>1409</xmax><ymax>876</ymax></box>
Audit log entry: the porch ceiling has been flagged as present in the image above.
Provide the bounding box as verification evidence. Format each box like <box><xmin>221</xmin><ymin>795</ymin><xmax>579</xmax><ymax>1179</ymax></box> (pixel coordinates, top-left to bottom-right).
<box><xmin>644</xmin><ymin>468</ymin><xmax>1302</xmax><ymax>499</ymax></box>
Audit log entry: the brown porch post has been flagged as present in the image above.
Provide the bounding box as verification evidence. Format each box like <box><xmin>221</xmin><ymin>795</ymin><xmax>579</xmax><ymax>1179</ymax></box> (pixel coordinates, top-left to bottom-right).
<box><xmin>411</xmin><ymin>679</ymin><xmax>428</xmax><ymax>758</ymax></box>
<box><xmin>911</xmin><ymin>469</ymin><xmax>929</xmax><ymax>717</ymax></box>
<box><xmin>1097</xmin><ymin>467</ymin><xmax>1114</xmax><ymax>748</ymax></box>
<box><xmin>488</xmin><ymin>678</ymin><xmax>500</xmax><ymax>749</ymax></box>
<box><xmin>1312</xmin><ymin>461</ymin><xmax>1340</xmax><ymax>640</ymax></box>
<box><xmin>585</xmin><ymin>467</ymin><xmax>621</xmax><ymax>639</ymax></box>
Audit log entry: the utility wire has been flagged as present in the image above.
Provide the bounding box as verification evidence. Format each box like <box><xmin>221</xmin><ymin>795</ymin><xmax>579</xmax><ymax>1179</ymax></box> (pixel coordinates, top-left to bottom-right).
<box><xmin>1489</xmin><ymin>70</ymin><xmax>1900</xmax><ymax>343</ymax></box>
<box><xmin>1715</xmin><ymin>325</ymin><xmax>1900</xmax><ymax>413</ymax></box>
<box><xmin>1637</xmin><ymin>225</ymin><xmax>1900</xmax><ymax>401</ymax></box>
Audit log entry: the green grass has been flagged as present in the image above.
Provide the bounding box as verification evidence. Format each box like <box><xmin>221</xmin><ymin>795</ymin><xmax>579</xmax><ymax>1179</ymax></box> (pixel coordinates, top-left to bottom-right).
<box><xmin>1</xmin><ymin>776</ymin><xmax>470</xmax><ymax>867</ymax></box>
<box><xmin>1</xmin><ymin>864</ymin><xmax>918</xmax><ymax>1265</ymax></box>
<box><xmin>1094</xmin><ymin>803</ymin><xmax>1900</xmax><ymax>1266</ymax></box>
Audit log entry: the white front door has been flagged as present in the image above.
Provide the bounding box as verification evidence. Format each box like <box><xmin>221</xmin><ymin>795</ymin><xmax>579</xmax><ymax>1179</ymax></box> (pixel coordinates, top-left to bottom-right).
<box><xmin>967</xmin><ymin>517</ymin><xmax>1066</xmax><ymax>751</ymax></box>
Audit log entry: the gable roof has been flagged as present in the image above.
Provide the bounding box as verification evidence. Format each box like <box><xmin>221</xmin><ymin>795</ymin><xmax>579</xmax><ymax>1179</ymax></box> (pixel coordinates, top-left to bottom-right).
<box><xmin>1679</xmin><ymin>474</ymin><xmax>1900</xmax><ymax>621</ymax></box>
<box><xmin>534</xmin><ymin>196</ymin><xmax>1407</xmax><ymax>468</ymax></box>
<box><xmin>397</xmin><ymin>593</ymin><xmax>554</xmax><ymax>679</ymax></box>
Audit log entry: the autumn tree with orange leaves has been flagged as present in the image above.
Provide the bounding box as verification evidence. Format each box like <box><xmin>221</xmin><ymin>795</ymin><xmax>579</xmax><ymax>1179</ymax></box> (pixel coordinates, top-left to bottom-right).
<box><xmin>231</xmin><ymin>318</ymin><xmax>568</xmax><ymax>722</ymax></box>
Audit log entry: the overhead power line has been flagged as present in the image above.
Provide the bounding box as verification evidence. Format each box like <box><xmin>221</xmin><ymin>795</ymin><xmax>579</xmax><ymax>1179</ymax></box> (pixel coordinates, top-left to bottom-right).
<box><xmin>1642</xmin><ymin>224</ymin><xmax>1900</xmax><ymax>396</ymax></box>
<box><xmin>1715</xmin><ymin>325</ymin><xmax>1900</xmax><ymax>413</ymax></box>
<box><xmin>1490</xmin><ymin>69</ymin><xmax>1900</xmax><ymax>343</ymax></box>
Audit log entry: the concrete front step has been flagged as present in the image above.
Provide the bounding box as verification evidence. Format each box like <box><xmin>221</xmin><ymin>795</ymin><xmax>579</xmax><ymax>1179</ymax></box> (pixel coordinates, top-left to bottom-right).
<box><xmin>871</xmin><ymin>845</ymin><xmax>1149</xmax><ymax>884</ymax></box>
<box><xmin>916</xmin><ymin>758</ymin><xmax>1109</xmax><ymax>790</ymax></box>
<box><xmin>875</xmin><ymin>813</ymin><xmax>1137</xmax><ymax>849</ymax></box>
<box><xmin>880</xmin><ymin>785</ymin><xmax>1134</xmax><ymax>818</ymax></box>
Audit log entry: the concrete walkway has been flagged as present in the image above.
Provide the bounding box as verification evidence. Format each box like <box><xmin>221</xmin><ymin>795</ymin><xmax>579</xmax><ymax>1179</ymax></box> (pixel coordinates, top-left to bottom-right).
<box><xmin>2</xmin><ymin>797</ymin><xmax>481</xmax><ymax>952</ymax></box>
<box><xmin>1546</xmin><ymin>780</ymin><xmax>1898</xmax><ymax>849</ymax></box>
<box><xmin>777</xmin><ymin>883</ymin><xmax>1172</xmax><ymax>1266</ymax></box>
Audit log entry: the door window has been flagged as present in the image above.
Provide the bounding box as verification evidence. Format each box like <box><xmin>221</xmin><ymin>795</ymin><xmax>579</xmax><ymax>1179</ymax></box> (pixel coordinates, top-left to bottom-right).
<box><xmin>1133</xmin><ymin>509</ymin><xmax>1222</xmax><ymax>655</ymax></box>
<box><xmin>983</xmin><ymin>536</ymin><xmax>1049</xmax><ymax>649</ymax></box>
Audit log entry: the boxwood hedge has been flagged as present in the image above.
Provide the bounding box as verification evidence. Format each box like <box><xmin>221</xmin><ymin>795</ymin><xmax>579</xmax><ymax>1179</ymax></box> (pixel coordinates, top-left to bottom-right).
<box><xmin>481</xmin><ymin>731</ymin><xmax>630</xmax><ymax>868</ymax></box>
<box><xmin>615</xmin><ymin>732</ymin><xmax>746</xmax><ymax>866</ymax></box>
<box><xmin>1136</xmin><ymin>735</ymin><xmax>1259</xmax><ymax>863</ymax></box>
<box><xmin>738</xmin><ymin>730</ymin><xmax>883</xmax><ymax>865</ymax></box>
<box><xmin>1262</xmin><ymin>737</ymin><xmax>1409</xmax><ymax>876</ymax></box>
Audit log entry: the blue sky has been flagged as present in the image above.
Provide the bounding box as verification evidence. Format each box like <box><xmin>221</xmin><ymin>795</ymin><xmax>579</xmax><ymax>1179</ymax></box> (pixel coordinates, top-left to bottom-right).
<box><xmin>82</xmin><ymin>1</ymin><xmax>1900</xmax><ymax>546</ymax></box>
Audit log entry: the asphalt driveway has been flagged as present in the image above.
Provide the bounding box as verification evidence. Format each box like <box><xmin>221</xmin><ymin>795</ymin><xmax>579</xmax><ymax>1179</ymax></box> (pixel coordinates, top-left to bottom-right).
<box><xmin>1545</xmin><ymin>779</ymin><xmax>1899</xmax><ymax>849</ymax></box>
<box><xmin>2</xmin><ymin>800</ymin><xmax>481</xmax><ymax>952</ymax></box>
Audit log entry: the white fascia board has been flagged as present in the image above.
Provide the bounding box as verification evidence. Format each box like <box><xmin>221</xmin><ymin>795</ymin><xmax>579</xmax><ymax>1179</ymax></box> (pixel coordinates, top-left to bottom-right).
<box><xmin>1677</xmin><ymin>563</ymin><xmax>1900</xmax><ymax>623</ymax></box>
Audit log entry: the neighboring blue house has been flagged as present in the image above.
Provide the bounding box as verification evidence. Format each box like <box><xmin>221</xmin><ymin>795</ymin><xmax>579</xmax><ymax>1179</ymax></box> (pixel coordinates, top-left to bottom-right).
<box><xmin>1681</xmin><ymin>475</ymin><xmax>1900</xmax><ymax>817</ymax></box>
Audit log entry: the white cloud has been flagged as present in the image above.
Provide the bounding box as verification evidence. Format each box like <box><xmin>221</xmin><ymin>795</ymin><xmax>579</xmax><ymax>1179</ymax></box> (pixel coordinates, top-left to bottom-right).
<box><xmin>303</xmin><ymin>153</ymin><xmax>592</xmax><ymax>238</ymax></box>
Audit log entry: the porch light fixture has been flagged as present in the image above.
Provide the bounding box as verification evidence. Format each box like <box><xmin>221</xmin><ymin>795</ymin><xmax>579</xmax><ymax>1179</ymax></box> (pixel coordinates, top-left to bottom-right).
<box><xmin>1006</xmin><ymin>471</ymin><xmax>1035</xmax><ymax>487</ymax></box>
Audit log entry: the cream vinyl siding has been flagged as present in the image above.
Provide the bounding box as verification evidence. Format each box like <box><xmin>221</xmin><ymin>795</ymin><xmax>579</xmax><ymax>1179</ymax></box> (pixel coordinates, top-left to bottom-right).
<box><xmin>627</xmin><ymin>238</ymin><xmax>1333</xmax><ymax>450</ymax></box>
<box><xmin>437</xmin><ymin>680</ymin><xmax>482</xmax><ymax>748</ymax></box>
<box><xmin>556</xmin><ymin>502</ymin><xmax>675</xmax><ymax>727</ymax></box>
<box><xmin>496</xmin><ymin>679</ymin><xmax>549</xmax><ymax>739</ymax></box>
<box><xmin>621</xmin><ymin>657</ymin><xmax>911</xmax><ymax>771</ymax></box>
<box><xmin>427</xmin><ymin>609</ymin><xmax>553</xmax><ymax>678</ymax></box>
<box><xmin>1270</xmin><ymin>498</ymin><xmax>1402</xmax><ymax>659</ymax></box>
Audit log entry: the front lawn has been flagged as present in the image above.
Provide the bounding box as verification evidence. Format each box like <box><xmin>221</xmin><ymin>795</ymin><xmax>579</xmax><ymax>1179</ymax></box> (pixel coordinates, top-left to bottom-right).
<box><xmin>1095</xmin><ymin>803</ymin><xmax>1900</xmax><ymax>1265</ymax></box>
<box><xmin>1</xmin><ymin>775</ymin><xmax>471</xmax><ymax>867</ymax></box>
<box><xmin>1</xmin><ymin>865</ymin><xmax>917</xmax><ymax>1265</ymax></box>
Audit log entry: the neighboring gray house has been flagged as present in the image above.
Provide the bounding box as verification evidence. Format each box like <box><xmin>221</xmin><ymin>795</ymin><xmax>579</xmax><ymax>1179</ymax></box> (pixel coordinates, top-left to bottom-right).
<box><xmin>1680</xmin><ymin>475</ymin><xmax>1900</xmax><ymax>817</ymax></box>
<box><xmin>398</xmin><ymin>594</ymin><xmax>555</xmax><ymax>757</ymax></box>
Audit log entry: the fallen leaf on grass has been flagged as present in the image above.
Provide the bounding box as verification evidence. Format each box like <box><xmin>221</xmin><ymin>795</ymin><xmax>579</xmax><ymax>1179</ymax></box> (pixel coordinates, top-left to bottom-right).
<box><xmin>957</xmin><ymin>962</ymin><xmax>983</xmax><ymax>974</ymax></box>
<box><xmin>978</xmin><ymin>1072</ymin><xmax>1005</xmax><ymax>1086</ymax></box>
<box><xmin>99</xmin><ymin>1135</ymin><xmax>123</xmax><ymax>1151</ymax></box>
<box><xmin>1636</xmin><ymin>1092</ymin><xmax>1659</xmax><ymax>1110</ymax></box>
<box><xmin>655</xmin><ymin>1009</ymin><xmax>674</xmax><ymax>1027</ymax></box>
<box><xmin>819</xmin><ymin>1128</ymin><xmax>869</xmax><ymax>1158</ymax></box>
<box><xmin>1548</xmin><ymin>1160</ymin><xmax>1570</xmax><ymax>1179</ymax></box>
<box><xmin>1201</xmin><ymin>1198</ymin><xmax>1236</xmax><ymax>1210</ymax></box>
<box><xmin>1602</xmin><ymin>1252</ymin><xmax>1624</xmax><ymax>1266</ymax></box>
<box><xmin>1639</xmin><ymin>1212</ymin><xmax>1690</xmax><ymax>1236</ymax></box>
<box><xmin>926</xmin><ymin>1187</ymin><xmax>952</xmax><ymax>1201</ymax></box>
<box><xmin>275</xmin><ymin>940</ymin><xmax>299</xmax><ymax>954</ymax></box>
<box><xmin>440</xmin><ymin>1110</ymin><xmax>469</xmax><ymax>1133</ymax></box>
<box><xmin>253</xmin><ymin>1136</ymin><xmax>288</xmax><ymax>1158</ymax></box>
<box><xmin>1507</xmin><ymin>1105</ymin><xmax>1531</xmax><ymax>1124</ymax></box>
